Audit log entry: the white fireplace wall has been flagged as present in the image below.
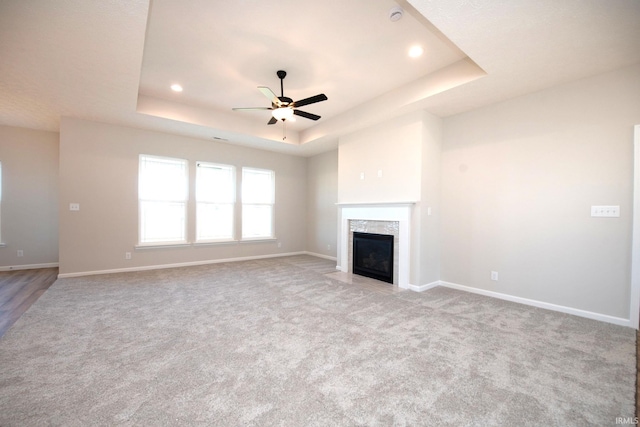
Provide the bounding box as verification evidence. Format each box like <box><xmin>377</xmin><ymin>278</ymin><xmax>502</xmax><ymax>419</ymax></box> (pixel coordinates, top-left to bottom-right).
<box><xmin>338</xmin><ymin>112</ymin><xmax>422</xmax><ymax>204</ymax></box>
<box><xmin>337</xmin><ymin>110</ymin><xmax>442</xmax><ymax>287</ymax></box>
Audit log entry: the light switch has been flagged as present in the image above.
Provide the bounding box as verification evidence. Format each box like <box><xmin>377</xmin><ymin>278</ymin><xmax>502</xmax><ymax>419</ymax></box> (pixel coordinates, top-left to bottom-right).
<box><xmin>69</xmin><ymin>203</ymin><xmax>80</xmax><ymax>211</ymax></box>
<box><xmin>591</xmin><ymin>205</ymin><xmax>620</xmax><ymax>217</ymax></box>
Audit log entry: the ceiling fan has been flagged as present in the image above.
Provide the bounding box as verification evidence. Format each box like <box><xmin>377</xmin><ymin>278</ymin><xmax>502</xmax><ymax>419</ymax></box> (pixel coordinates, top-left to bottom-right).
<box><xmin>232</xmin><ymin>70</ymin><xmax>327</xmax><ymax>125</ymax></box>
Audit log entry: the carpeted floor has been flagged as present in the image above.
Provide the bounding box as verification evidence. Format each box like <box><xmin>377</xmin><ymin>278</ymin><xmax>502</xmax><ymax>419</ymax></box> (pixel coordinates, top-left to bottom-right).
<box><xmin>0</xmin><ymin>255</ymin><xmax>635</xmax><ymax>426</ymax></box>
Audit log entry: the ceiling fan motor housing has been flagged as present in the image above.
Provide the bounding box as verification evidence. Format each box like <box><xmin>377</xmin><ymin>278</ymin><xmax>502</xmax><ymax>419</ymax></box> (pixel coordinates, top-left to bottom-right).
<box><xmin>277</xmin><ymin>97</ymin><xmax>293</xmax><ymax>106</ymax></box>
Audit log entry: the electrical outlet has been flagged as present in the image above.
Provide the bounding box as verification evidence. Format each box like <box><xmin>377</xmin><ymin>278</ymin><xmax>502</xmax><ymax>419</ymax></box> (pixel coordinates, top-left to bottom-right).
<box><xmin>69</xmin><ymin>203</ymin><xmax>80</xmax><ymax>211</ymax></box>
<box><xmin>277</xmin><ymin>242</ymin><xmax>282</xmax><ymax>248</ymax></box>
<box><xmin>125</xmin><ymin>252</ymin><xmax>132</xmax><ymax>260</ymax></box>
<box><xmin>17</xmin><ymin>250</ymin><xmax>24</xmax><ymax>257</ymax></box>
<box><xmin>327</xmin><ymin>244</ymin><xmax>331</xmax><ymax>251</ymax></box>
<box><xmin>491</xmin><ymin>271</ymin><xmax>498</xmax><ymax>281</ymax></box>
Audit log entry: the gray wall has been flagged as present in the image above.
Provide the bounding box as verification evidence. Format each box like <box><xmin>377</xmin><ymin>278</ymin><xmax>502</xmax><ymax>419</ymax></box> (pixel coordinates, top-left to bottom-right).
<box><xmin>58</xmin><ymin>118</ymin><xmax>308</xmax><ymax>275</ymax></box>
<box><xmin>419</xmin><ymin>112</ymin><xmax>443</xmax><ymax>286</ymax></box>
<box><xmin>306</xmin><ymin>149</ymin><xmax>338</xmax><ymax>259</ymax></box>
<box><xmin>0</xmin><ymin>125</ymin><xmax>59</xmax><ymax>268</ymax></box>
<box><xmin>440</xmin><ymin>63</ymin><xmax>640</xmax><ymax>319</ymax></box>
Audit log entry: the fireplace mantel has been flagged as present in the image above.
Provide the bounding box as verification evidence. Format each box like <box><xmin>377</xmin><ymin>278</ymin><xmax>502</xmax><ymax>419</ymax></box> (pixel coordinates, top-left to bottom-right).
<box><xmin>337</xmin><ymin>202</ymin><xmax>415</xmax><ymax>289</ymax></box>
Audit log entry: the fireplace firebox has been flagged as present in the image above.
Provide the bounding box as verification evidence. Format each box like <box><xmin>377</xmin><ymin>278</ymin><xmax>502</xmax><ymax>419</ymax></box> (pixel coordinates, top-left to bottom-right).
<box><xmin>352</xmin><ymin>232</ymin><xmax>394</xmax><ymax>284</ymax></box>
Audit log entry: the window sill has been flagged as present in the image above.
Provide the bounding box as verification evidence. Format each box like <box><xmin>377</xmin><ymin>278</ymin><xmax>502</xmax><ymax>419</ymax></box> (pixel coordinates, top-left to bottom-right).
<box><xmin>240</xmin><ymin>237</ymin><xmax>278</xmax><ymax>243</ymax></box>
<box><xmin>193</xmin><ymin>239</ymin><xmax>237</xmax><ymax>247</ymax></box>
<box><xmin>135</xmin><ymin>242</ymin><xmax>190</xmax><ymax>250</ymax></box>
<box><xmin>134</xmin><ymin>238</ymin><xmax>278</xmax><ymax>249</ymax></box>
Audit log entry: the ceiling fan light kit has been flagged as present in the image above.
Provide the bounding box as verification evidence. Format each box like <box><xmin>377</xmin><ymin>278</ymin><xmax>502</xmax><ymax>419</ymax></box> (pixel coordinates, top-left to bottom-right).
<box><xmin>232</xmin><ymin>70</ymin><xmax>327</xmax><ymax>126</ymax></box>
<box><xmin>272</xmin><ymin>107</ymin><xmax>294</xmax><ymax>121</ymax></box>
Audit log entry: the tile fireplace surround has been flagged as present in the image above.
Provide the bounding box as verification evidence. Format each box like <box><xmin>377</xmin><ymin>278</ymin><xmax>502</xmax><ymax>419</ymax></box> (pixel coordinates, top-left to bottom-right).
<box><xmin>337</xmin><ymin>202</ymin><xmax>415</xmax><ymax>289</ymax></box>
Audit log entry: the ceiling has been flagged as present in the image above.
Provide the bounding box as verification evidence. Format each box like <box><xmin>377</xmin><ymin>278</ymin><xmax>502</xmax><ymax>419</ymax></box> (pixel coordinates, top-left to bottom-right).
<box><xmin>1</xmin><ymin>0</ymin><xmax>639</xmax><ymax>156</ymax></box>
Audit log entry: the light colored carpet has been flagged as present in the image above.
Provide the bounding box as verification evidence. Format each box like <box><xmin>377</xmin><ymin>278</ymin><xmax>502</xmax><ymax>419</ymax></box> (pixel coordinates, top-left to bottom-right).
<box><xmin>0</xmin><ymin>255</ymin><xmax>634</xmax><ymax>426</ymax></box>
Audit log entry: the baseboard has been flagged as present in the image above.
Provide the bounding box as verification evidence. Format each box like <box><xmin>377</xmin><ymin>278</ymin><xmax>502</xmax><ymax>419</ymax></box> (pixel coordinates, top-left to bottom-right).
<box><xmin>438</xmin><ymin>280</ymin><xmax>631</xmax><ymax>328</ymax></box>
<box><xmin>57</xmin><ymin>252</ymin><xmax>307</xmax><ymax>278</ymax></box>
<box><xmin>408</xmin><ymin>281</ymin><xmax>440</xmax><ymax>292</ymax></box>
<box><xmin>0</xmin><ymin>262</ymin><xmax>59</xmax><ymax>272</ymax></box>
<box><xmin>303</xmin><ymin>251</ymin><xmax>337</xmax><ymax>262</ymax></box>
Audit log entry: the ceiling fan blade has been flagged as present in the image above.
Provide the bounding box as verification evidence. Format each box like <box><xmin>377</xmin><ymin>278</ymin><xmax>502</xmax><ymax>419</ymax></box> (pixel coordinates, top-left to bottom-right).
<box><xmin>267</xmin><ymin>116</ymin><xmax>278</xmax><ymax>125</ymax></box>
<box><xmin>292</xmin><ymin>94</ymin><xmax>327</xmax><ymax>108</ymax></box>
<box><xmin>232</xmin><ymin>107</ymin><xmax>273</xmax><ymax>111</ymax></box>
<box><xmin>293</xmin><ymin>109</ymin><xmax>321</xmax><ymax>121</ymax></box>
<box><xmin>258</xmin><ymin>86</ymin><xmax>281</xmax><ymax>106</ymax></box>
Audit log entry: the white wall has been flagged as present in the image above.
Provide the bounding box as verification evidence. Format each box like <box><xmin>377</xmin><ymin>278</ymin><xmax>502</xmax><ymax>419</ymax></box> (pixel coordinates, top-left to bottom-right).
<box><xmin>440</xmin><ymin>64</ymin><xmax>640</xmax><ymax>320</ymax></box>
<box><xmin>306</xmin><ymin>150</ymin><xmax>338</xmax><ymax>259</ymax></box>
<box><xmin>58</xmin><ymin>118</ymin><xmax>307</xmax><ymax>275</ymax></box>
<box><xmin>338</xmin><ymin>112</ymin><xmax>423</xmax><ymax>203</ymax></box>
<box><xmin>0</xmin><ymin>125</ymin><xmax>59</xmax><ymax>268</ymax></box>
<box><xmin>337</xmin><ymin>111</ymin><xmax>444</xmax><ymax>286</ymax></box>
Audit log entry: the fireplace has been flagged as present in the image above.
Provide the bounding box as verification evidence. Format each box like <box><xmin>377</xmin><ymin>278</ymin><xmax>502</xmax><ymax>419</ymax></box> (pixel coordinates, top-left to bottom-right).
<box><xmin>338</xmin><ymin>202</ymin><xmax>414</xmax><ymax>289</ymax></box>
<box><xmin>352</xmin><ymin>232</ymin><xmax>394</xmax><ymax>283</ymax></box>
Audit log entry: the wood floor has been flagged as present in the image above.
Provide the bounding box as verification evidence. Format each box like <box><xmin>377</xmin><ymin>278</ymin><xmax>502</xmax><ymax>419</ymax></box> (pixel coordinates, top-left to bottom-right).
<box><xmin>0</xmin><ymin>267</ymin><xmax>58</xmax><ymax>338</ymax></box>
<box><xmin>0</xmin><ymin>267</ymin><xmax>638</xmax><ymax>417</ymax></box>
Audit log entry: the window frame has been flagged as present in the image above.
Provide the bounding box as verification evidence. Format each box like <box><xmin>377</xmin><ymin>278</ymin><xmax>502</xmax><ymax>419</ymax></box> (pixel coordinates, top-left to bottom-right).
<box><xmin>195</xmin><ymin>161</ymin><xmax>236</xmax><ymax>243</ymax></box>
<box><xmin>241</xmin><ymin>167</ymin><xmax>275</xmax><ymax>240</ymax></box>
<box><xmin>137</xmin><ymin>154</ymin><xmax>189</xmax><ymax>247</ymax></box>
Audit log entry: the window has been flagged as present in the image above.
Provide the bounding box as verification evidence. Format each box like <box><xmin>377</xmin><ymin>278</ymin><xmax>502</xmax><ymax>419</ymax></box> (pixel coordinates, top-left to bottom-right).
<box><xmin>138</xmin><ymin>155</ymin><xmax>188</xmax><ymax>245</ymax></box>
<box><xmin>196</xmin><ymin>162</ymin><xmax>235</xmax><ymax>241</ymax></box>
<box><xmin>242</xmin><ymin>167</ymin><xmax>275</xmax><ymax>239</ymax></box>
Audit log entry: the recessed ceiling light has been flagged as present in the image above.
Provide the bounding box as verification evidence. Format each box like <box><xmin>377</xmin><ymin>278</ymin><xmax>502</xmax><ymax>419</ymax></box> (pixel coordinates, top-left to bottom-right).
<box><xmin>170</xmin><ymin>84</ymin><xmax>183</xmax><ymax>92</ymax></box>
<box><xmin>408</xmin><ymin>45</ymin><xmax>424</xmax><ymax>58</ymax></box>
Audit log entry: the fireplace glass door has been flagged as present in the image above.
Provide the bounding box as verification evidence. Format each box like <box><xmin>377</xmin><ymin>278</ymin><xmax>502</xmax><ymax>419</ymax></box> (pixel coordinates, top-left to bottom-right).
<box><xmin>352</xmin><ymin>232</ymin><xmax>394</xmax><ymax>284</ymax></box>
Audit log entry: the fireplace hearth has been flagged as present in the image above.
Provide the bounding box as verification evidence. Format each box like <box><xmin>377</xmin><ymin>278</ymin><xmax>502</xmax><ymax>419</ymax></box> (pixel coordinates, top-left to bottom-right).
<box><xmin>352</xmin><ymin>232</ymin><xmax>394</xmax><ymax>284</ymax></box>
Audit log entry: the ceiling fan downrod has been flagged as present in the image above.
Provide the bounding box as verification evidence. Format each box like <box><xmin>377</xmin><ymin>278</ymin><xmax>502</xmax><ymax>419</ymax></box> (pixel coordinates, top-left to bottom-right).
<box><xmin>277</xmin><ymin>70</ymin><xmax>286</xmax><ymax>99</ymax></box>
